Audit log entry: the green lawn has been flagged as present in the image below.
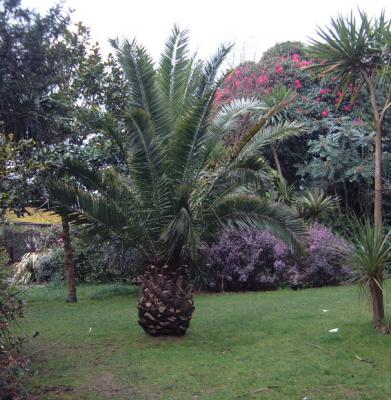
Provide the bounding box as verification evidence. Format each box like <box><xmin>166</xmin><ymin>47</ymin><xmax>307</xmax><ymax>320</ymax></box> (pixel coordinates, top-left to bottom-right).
<box><xmin>18</xmin><ymin>283</ymin><xmax>391</xmax><ymax>400</ymax></box>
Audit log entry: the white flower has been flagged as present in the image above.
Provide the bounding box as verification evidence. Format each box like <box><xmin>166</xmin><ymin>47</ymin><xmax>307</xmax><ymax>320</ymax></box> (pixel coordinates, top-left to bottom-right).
<box><xmin>328</xmin><ymin>328</ymin><xmax>339</xmax><ymax>333</ymax></box>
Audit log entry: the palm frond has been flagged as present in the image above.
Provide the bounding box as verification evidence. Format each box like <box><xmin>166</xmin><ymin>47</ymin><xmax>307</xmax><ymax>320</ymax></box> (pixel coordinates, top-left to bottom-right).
<box><xmin>126</xmin><ymin>109</ymin><xmax>172</xmax><ymax>231</ymax></box>
<box><xmin>230</xmin><ymin>93</ymin><xmax>298</xmax><ymax>159</ymax></box>
<box><xmin>208</xmin><ymin>194</ymin><xmax>307</xmax><ymax>254</ymax></box>
<box><xmin>110</xmin><ymin>37</ymin><xmax>169</xmax><ymax>137</ymax></box>
<box><xmin>199</xmin><ymin>44</ymin><xmax>233</xmax><ymax>96</ymax></box>
<box><xmin>160</xmin><ymin>207</ymin><xmax>200</xmax><ymax>262</ymax></box>
<box><xmin>158</xmin><ymin>25</ymin><xmax>194</xmax><ymax>127</ymax></box>
<box><xmin>235</xmin><ymin>120</ymin><xmax>307</xmax><ymax>162</ymax></box>
<box><xmin>168</xmin><ymin>81</ymin><xmax>222</xmax><ymax>184</ymax></box>
<box><xmin>46</xmin><ymin>180</ymin><xmax>130</xmax><ymax>239</ymax></box>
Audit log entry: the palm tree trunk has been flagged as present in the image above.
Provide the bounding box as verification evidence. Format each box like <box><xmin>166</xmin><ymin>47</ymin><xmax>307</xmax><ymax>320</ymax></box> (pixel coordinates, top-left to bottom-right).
<box><xmin>369</xmin><ymin>273</ymin><xmax>385</xmax><ymax>330</ymax></box>
<box><xmin>61</xmin><ymin>215</ymin><xmax>77</xmax><ymax>303</ymax></box>
<box><xmin>138</xmin><ymin>264</ymin><xmax>194</xmax><ymax>336</ymax></box>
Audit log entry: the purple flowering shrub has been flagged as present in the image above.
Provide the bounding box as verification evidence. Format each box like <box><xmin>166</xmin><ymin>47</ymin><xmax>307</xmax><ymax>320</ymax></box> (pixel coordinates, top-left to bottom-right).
<box><xmin>288</xmin><ymin>223</ymin><xmax>351</xmax><ymax>289</ymax></box>
<box><xmin>204</xmin><ymin>224</ymin><xmax>351</xmax><ymax>292</ymax></box>
<box><xmin>205</xmin><ymin>229</ymin><xmax>295</xmax><ymax>292</ymax></box>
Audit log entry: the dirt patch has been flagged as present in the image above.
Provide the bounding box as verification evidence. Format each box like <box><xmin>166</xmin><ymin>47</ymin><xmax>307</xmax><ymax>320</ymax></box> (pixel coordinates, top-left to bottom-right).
<box><xmin>79</xmin><ymin>372</ymin><xmax>136</xmax><ymax>399</ymax></box>
<box><xmin>344</xmin><ymin>388</ymin><xmax>362</xmax><ymax>399</ymax></box>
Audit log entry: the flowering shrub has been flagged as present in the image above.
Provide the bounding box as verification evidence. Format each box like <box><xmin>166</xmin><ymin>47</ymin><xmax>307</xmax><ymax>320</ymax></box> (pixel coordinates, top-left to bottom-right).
<box><xmin>205</xmin><ymin>229</ymin><xmax>295</xmax><ymax>292</ymax></box>
<box><xmin>216</xmin><ymin>42</ymin><xmax>361</xmax><ymax>120</ymax></box>
<box><xmin>204</xmin><ymin>224</ymin><xmax>351</xmax><ymax>292</ymax></box>
<box><xmin>288</xmin><ymin>223</ymin><xmax>351</xmax><ymax>289</ymax></box>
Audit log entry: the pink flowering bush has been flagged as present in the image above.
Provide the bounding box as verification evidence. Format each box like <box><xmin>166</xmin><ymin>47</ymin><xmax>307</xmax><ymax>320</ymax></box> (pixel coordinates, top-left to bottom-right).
<box><xmin>204</xmin><ymin>224</ymin><xmax>351</xmax><ymax>292</ymax></box>
<box><xmin>213</xmin><ymin>41</ymin><xmax>381</xmax><ymax>209</ymax></box>
<box><xmin>216</xmin><ymin>41</ymin><xmax>360</xmax><ymax>120</ymax></box>
<box><xmin>287</xmin><ymin>223</ymin><xmax>351</xmax><ymax>289</ymax></box>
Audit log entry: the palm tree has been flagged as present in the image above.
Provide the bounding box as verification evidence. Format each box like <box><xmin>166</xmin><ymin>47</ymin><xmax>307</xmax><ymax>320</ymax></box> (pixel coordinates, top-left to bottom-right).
<box><xmin>307</xmin><ymin>11</ymin><xmax>391</xmax><ymax>227</ymax></box>
<box><xmin>47</xmin><ymin>27</ymin><xmax>307</xmax><ymax>336</ymax></box>
<box><xmin>348</xmin><ymin>218</ymin><xmax>391</xmax><ymax>330</ymax></box>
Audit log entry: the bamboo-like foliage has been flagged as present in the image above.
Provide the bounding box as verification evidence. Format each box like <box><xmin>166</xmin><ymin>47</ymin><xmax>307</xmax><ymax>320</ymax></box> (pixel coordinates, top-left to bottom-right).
<box><xmin>47</xmin><ymin>27</ymin><xmax>307</xmax><ymax>265</ymax></box>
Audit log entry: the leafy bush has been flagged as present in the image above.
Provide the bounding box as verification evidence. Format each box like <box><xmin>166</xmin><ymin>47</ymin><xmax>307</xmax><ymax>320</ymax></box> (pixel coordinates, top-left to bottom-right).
<box><xmin>0</xmin><ymin>247</ymin><xmax>25</xmax><ymax>399</ymax></box>
<box><xmin>204</xmin><ymin>224</ymin><xmax>351</xmax><ymax>292</ymax></box>
<box><xmin>204</xmin><ymin>229</ymin><xmax>294</xmax><ymax>292</ymax></box>
<box><xmin>33</xmin><ymin>247</ymin><xmax>64</xmax><ymax>283</ymax></box>
<box><xmin>25</xmin><ymin>234</ymin><xmax>145</xmax><ymax>284</ymax></box>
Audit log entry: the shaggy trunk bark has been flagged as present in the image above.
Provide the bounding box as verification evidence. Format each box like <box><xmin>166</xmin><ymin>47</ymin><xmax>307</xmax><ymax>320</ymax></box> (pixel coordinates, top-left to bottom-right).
<box><xmin>61</xmin><ymin>215</ymin><xmax>77</xmax><ymax>303</ymax></box>
<box><xmin>138</xmin><ymin>264</ymin><xmax>194</xmax><ymax>336</ymax></box>
<box><xmin>369</xmin><ymin>273</ymin><xmax>385</xmax><ymax>330</ymax></box>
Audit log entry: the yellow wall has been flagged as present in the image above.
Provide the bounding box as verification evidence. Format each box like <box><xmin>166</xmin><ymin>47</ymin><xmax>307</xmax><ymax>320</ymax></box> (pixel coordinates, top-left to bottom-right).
<box><xmin>6</xmin><ymin>208</ymin><xmax>61</xmax><ymax>225</ymax></box>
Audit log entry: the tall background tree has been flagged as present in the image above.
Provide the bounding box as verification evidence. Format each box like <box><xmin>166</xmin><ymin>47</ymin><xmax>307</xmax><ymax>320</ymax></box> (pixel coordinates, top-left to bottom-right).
<box><xmin>0</xmin><ymin>0</ymin><xmax>128</xmax><ymax>302</ymax></box>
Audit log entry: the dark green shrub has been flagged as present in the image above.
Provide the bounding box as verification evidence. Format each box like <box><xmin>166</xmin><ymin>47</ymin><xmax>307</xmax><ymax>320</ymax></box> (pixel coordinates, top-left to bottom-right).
<box><xmin>0</xmin><ymin>247</ymin><xmax>25</xmax><ymax>399</ymax></box>
<box><xmin>31</xmin><ymin>235</ymin><xmax>145</xmax><ymax>284</ymax></box>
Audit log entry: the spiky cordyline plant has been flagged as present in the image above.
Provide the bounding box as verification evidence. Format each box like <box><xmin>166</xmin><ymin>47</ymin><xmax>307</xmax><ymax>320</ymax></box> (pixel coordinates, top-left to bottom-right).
<box><xmin>294</xmin><ymin>188</ymin><xmax>338</xmax><ymax>222</ymax></box>
<box><xmin>47</xmin><ymin>26</ymin><xmax>307</xmax><ymax>336</ymax></box>
<box><xmin>348</xmin><ymin>218</ymin><xmax>391</xmax><ymax>331</ymax></box>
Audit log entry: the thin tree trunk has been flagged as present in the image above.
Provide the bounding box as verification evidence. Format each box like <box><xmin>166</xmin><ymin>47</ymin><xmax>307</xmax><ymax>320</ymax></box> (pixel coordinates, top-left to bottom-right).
<box><xmin>361</xmin><ymin>73</ymin><xmax>386</xmax><ymax>330</ymax></box>
<box><xmin>374</xmin><ymin>122</ymin><xmax>382</xmax><ymax>227</ymax></box>
<box><xmin>343</xmin><ymin>180</ymin><xmax>349</xmax><ymax>210</ymax></box>
<box><xmin>364</xmin><ymin>76</ymin><xmax>382</xmax><ymax>226</ymax></box>
<box><xmin>369</xmin><ymin>273</ymin><xmax>385</xmax><ymax>330</ymax></box>
<box><xmin>61</xmin><ymin>215</ymin><xmax>77</xmax><ymax>303</ymax></box>
<box><xmin>271</xmin><ymin>145</ymin><xmax>283</xmax><ymax>177</ymax></box>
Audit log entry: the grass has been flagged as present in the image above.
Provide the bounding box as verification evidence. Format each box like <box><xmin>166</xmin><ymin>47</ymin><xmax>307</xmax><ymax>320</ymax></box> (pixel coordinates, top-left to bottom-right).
<box><xmin>18</xmin><ymin>283</ymin><xmax>391</xmax><ymax>400</ymax></box>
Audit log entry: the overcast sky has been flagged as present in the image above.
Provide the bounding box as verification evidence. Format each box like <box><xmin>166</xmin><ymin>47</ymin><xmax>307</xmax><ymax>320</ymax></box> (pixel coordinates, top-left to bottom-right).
<box><xmin>23</xmin><ymin>0</ymin><xmax>389</xmax><ymax>65</ymax></box>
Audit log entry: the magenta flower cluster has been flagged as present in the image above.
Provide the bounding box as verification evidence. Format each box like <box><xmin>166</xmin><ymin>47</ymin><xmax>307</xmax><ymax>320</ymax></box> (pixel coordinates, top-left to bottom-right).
<box><xmin>214</xmin><ymin>49</ymin><xmax>359</xmax><ymax>120</ymax></box>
